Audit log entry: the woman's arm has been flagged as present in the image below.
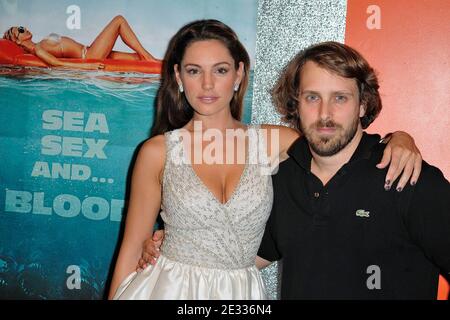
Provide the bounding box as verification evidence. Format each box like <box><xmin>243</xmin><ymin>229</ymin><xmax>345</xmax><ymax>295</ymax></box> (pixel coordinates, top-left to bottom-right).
<box><xmin>260</xmin><ymin>124</ymin><xmax>300</xmax><ymax>166</ymax></box>
<box><xmin>34</xmin><ymin>44</ymin><xmax>105</xmax><ymax>70</ymax></box>
<box><xmin>107</xmin><ymin>135</ymin><xmax>165</xmax><ymax>299</ymax></box>
<box><xmin>263</xmin><ymin>125</ymin><xmax>422</xmax><ymax>189</ymax></box>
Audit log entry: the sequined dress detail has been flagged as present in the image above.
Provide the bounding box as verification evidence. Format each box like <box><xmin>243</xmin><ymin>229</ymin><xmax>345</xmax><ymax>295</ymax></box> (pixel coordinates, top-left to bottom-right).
<box><xmin>113</xmin><ymin>125</ymin><xmax>273</xmax><ymax>299</ymax></box>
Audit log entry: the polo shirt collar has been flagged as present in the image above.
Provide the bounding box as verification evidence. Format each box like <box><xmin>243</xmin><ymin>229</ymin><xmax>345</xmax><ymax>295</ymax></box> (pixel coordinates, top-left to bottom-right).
<box><xmin>287</xmin><ymin>132</ymin><xmax>382</xmax><ymax>172</ymax></box>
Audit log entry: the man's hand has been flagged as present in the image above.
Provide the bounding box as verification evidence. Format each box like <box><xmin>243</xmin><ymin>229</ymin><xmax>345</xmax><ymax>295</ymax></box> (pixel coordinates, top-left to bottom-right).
<box><xmin>137</xmin><ymin>229</ymin><xmax>164</xmax><ymax>272</ymax></box>
<box><xmin>377</xmin><ymin>131</ymin><xmax>422</xmax><ymax>191</ymax></box>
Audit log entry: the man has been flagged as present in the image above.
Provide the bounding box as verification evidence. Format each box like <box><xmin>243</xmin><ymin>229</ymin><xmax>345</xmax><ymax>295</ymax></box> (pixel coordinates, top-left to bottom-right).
<box><xmin>256</xmin><ymin>41</ymin><xmax>450</xmax><ymax>299</ymax></box>
<box><xmin>135</xmin><ymin>43</ymin><xmax>442</xmax><ymax>299</ymax></box>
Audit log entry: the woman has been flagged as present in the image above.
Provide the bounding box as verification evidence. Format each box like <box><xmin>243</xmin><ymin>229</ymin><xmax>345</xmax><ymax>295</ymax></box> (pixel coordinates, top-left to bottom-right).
<box><xmin>3</xmin><ymin>15</ymin><xmax>160</xmax><ymax>70</ymax></box>
<box><xmin>108</xmin><ymin>19</ymin><xmax>421</xmax><ymax>300</ymax></box>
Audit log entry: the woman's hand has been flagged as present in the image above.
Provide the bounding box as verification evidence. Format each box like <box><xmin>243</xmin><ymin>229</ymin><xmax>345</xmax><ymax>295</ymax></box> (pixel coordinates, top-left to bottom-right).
<box><xmin>137</xmin><ymin>229</ymin><xmax>164</xmax><ymax>272</ymax></box>
<box><xmin>78</xmin><ymin>62</ymin><xmax>105</xmax><ymax>70</ymax></box>
<box><xmin>377</xmin><ymin>131</ymin><xmax>422</xmax><ymax>191</ymax></box>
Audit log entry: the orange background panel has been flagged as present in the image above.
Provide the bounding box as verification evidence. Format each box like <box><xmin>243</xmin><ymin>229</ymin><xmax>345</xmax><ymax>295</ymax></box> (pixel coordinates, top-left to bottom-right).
<box><xmin>345</xmin><ymin>0</ymin><xmax>449</xmax><ymax>300</ymax></box>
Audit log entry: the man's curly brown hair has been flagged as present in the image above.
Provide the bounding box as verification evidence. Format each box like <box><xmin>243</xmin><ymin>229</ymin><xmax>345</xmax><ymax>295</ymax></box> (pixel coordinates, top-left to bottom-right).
<box><xmin>271</xmin><ymin>41</ymin><xmax>382</xmax><ymax>132</ymax></box>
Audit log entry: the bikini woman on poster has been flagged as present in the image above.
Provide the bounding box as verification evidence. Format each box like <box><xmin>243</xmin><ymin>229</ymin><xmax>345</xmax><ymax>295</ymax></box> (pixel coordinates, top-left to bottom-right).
<box><xmin>3</xmin><ymin>15</ymin><xmax>160</xmax><ymax>70</ymax></box>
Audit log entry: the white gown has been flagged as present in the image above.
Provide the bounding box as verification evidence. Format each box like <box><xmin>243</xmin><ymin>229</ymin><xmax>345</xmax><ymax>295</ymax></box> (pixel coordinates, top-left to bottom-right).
<box><xmin>113</xmin><ymin>125</ymin><xmax>273</xmax><ymax>299</ymax></box>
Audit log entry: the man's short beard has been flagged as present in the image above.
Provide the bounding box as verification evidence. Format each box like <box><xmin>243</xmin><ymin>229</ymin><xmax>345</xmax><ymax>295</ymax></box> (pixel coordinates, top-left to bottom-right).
<box><xmin>301</xmin><ymin>117</ymin><xmax>359</xmax><ymax>157</ymax></box>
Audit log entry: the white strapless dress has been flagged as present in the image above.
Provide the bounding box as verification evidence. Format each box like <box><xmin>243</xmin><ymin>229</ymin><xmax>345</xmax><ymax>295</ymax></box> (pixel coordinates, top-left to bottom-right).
<box><xmin>113</xmin><ymin>125</ymin><xmax>273</xmax><ymax>300</ymax></box>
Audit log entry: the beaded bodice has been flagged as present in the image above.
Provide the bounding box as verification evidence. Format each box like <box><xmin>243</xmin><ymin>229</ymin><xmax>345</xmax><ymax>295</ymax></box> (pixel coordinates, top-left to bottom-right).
<box><xmin>160</xmin><ymin>125</ymin><xmax>273</xmax><ymax>269</ymax></box>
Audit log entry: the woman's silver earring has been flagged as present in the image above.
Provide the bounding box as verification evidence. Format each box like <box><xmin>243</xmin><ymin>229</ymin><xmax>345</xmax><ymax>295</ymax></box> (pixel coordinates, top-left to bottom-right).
<box><xmin>233</xmin><ymin>83</ymin><xmax>239</xmax><ymax>92</ymax></box>
<box><xmin>178</xmin><ymin>83</ymin><xmax>184</xmax><ymax>93</ymax></box>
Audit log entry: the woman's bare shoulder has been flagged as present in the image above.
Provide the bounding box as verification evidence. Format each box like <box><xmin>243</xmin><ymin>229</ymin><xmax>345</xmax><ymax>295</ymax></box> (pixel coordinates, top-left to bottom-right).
<box><xmin>136</xmin><ymin>134</ymin><xmax>166</xmax><ymax>171</ymax></box>
<box><xmin>140</xmin><ymin>133</ymin><xmax>165</xmax><ymax>153</ymax></box>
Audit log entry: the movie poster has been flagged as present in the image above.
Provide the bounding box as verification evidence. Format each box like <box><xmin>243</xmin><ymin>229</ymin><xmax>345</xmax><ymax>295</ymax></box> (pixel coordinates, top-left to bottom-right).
<box><xmin>0</xmin><ymin>0</ymin><xmax>257</xmax><ymax>299</ymax></box>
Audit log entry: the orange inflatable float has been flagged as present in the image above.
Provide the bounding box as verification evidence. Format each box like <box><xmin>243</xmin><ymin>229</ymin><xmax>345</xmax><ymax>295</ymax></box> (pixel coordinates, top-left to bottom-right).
<box><xmin>0</xmin><ymin>39</ymin><xmax>162</xmax><ymax>74</ymax></box>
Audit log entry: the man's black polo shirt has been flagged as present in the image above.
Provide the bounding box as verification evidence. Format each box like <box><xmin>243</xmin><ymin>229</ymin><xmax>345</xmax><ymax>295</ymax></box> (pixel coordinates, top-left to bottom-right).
<box><xmin>258</xmin><ymin>133</ymin><xmax>450</xmax><ymax>299</ymax></box>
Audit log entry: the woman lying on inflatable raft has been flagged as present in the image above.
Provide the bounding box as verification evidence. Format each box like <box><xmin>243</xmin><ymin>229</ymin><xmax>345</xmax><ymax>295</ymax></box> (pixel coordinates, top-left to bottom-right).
<box><xmin>1</xmin><ymin>15</ymin><xmax>161</xmax><ymax>74</ymax></box>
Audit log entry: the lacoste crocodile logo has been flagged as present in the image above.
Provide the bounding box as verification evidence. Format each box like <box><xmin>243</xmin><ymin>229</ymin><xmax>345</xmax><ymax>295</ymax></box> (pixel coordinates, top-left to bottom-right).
<box><xmin>355</xmin><ymin>209</ymin><xmax>370</xmax><ymax>218</ymax></box>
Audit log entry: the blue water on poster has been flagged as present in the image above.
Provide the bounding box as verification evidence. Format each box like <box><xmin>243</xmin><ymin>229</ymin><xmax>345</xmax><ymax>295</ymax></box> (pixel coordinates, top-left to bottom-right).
<box><xmin>0</xmin><ymin>68</ymin><xmax>253</xmax><ymax>299</ymax></box>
